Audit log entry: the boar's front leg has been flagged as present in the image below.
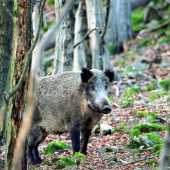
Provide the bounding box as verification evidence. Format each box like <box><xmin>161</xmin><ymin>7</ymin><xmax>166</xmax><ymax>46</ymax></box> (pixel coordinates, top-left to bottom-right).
<box><xmin>80</xmin><ymin>129</ymin><xmax>92</xmax><ymax>155</ymax></box>
<box><xmin>69</xmin><ymin>129</ymin><xmax>80</xmax><ymax>155</ymax></box>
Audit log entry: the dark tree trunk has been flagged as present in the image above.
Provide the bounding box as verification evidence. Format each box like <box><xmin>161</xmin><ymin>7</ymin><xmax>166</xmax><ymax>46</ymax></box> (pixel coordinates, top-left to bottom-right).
<box><xmin>6</xmin><ymin>0</ymin><xmax>33</xmax><ymax>169</ymax></box>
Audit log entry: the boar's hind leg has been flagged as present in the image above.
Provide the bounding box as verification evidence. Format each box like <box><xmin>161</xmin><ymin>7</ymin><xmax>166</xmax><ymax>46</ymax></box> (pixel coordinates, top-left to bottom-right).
<box><xmin>69</xmin><ymin>129</ymin><xmax>80</xmax><ymax>155</ymax></box>
<box><xmin>28</xmin><ymin>129</ymin><xmax>48</xmax><ymax>165</ymax></box>
<box><xmin>80</xmin><ymin>129</ymin><xmax>92</xmax><ymax>155</ymax></box>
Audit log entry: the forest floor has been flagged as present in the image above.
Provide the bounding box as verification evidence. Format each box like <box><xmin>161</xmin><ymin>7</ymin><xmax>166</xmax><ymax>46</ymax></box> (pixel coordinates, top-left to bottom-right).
<box><xmin>27</xmin><ymin>31</ymin><xmax>170</xmax><ymax>170</ymax></box>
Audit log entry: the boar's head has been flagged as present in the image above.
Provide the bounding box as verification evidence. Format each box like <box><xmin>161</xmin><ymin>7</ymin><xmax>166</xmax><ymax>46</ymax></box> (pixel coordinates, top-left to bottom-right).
<box><xmin>81</xmin><ymin>68</ymin><xmax>114</xmax><ymax>114</ymax></box>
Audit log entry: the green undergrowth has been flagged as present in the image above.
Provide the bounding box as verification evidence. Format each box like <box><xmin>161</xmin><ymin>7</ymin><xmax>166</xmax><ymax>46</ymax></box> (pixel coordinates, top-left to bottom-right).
<box><xmin>120</xmin><ymin>99</ymin><xmax>134</xmax><ymax>109</ymax></box>
<box><xmin>135</xmin><ymin>123</ymin><xmax>167</xmax><ymax>133</ymax></box>
<box><xmin>125</xmin><ymin>85</ymin><xmax>142</xmax><ymax>97</ymax></box>
<box><xmin>43</xmin><ymin>153</ymin><xmax>86</xmax><ymax>169</ymax></box>
<box><xmin>42</xmin><ymin>142</ymin><xmax>68</xmax><ymax>156</ymax></box>
<box><xmin>146</xmin><ymin>160</ymin><xmax>159</xmax><ymax>165</ymax></box>
<box><xmin>150</xmin><ymin>90</ymin><xmax>166</xmax><ymax>101</ymax></box>
<box><xmin>131</xmin><ymin>129</ymin><xmax>140</xmax><ymax>137</ymax></box>
<box><xmin>140</xmin><ymin>37</ymin><xmax>155</xmax><ymax>47</ymax></box>
<box><xmin>159</xmin><ymin>34</ymin><xmax>170</xmax><ymax>44</ymax></box>
<box><xmin>159</xmin><ymin>80</ymin><xmax>170</xmax><ymax>91</ymax></box>
<box><xmin>145</xmin><ymin>83</ymin><xmax>156</xmax><ymax>92</ymax></box>
<box><xmin>47</xmin><ymin>0</ymin><xmax>55</xmax><ymax>5</ymax></box>
<box><xmin>136</xmin><ymin>111</ymin><xmax>147</xmax><ymax>117</ymax></box>
<box><xmin>124</xmin><ymin>50</ymin><xmax>137</xmax><ymax>57</ymax></box>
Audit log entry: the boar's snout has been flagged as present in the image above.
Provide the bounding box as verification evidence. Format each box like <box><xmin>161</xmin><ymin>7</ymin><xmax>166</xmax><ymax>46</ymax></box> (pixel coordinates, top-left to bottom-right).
<box><xmin>101</xmin><ymin>105</ymin><xmax>111</xmax><ymax>114</ymax></box>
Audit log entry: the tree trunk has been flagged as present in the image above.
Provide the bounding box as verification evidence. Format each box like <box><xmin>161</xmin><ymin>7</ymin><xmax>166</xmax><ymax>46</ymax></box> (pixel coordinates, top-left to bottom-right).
<box><xmin>6</xmin><ymin>0</ymin><xmax>32</xmax><ymax>169</ymax></box>
<box><xmin>32</xmin><ymin>2</ymin><xmax>45</xmax><ymax>77</ymax></box>
<box><xmin>52</xmin><ymin>0</ymin><xmax>79</xmax><ymax>74</ymax></box>
<box><xmin>0</xmin><ymin>0</ymin><xmax>14</xmax><ymax>167</ymax></box>
<box><xmin>73</xmin><ymin>0</ymin><xmax>92</xmax><ymax>71</ymax></box>
<box><xmin>85</xmin><ymin>0</ymin><xmax>111</xmax><ymax>70</ymax></box>
<box><xmin>131</xmin><ymin>0</ymin><xmax>153</xmax><ymax>10</ymax></box>
<box><xmin>106</xmin><ymin>0</ymin><xmax>132</xmax><ymax>51</ymax></box>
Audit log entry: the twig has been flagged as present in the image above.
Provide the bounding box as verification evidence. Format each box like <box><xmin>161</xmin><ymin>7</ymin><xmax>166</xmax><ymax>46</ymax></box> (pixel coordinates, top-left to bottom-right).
<box><xmin>139</xmin><ymin>18</ymin><xmax>170</xmax><ymax>34</ymax></box>
<box><xmin>1</xmin><ymin>0</ymin><xmax>14</xmax><ymax>21</ymax></box>
<box><xmin>118</xmin><ymin>155</ymin><xmax>159</xmax><ymax>167</ymax></box>
<box><xmin>100</xmin><ymin>0</ymin><xmax>110</xmax><ymax>38</ymax></box>
<box><xmin>116</xmin><ymin>80</ymin><xmax>122</xmax><ymax>97</ymax></box>
<box><xmin>73</xmin><ymin>27</ymin><xmax>99</xmax><ymax>49</ymax></box>
<box><xmin>11</xmin><ymin>0</ymin><xmax>75</xmax><ymax>169</ymax></box>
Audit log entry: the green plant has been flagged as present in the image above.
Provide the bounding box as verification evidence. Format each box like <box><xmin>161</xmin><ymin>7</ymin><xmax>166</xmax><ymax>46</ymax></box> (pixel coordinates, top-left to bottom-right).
<box><xmin>126</xmin><ymin>85</ymin><xmax>142</xmax><ymax>97</ymax></box>
<box><xmin>145</xmin><ymin>83</ymin><xmax>156</xmax><ymax>92</ymax></box>
<box><xmin>136</xmin><ymin>111</ymin><xmax>147</xmax><ymax>117</ymax></box>
<box><xmin>45</xmin><ymin>60</ymin><xmax>51</xmax><ymax>67</ymax></box>
<box><xmin>146</xmin><ymin>160</ymin><xmax>158</xmax><ymax>165</ymax></box>
<box><xmin>140</xmin><ymin>37</ymin><xmax>155</xmax><ymax>47</ymax></box>
<box><xmin>131</xmin><ymin>129</ymin><xmax>140</xmax><ymax>137</ymax></box>
<box><xmin>124</xmin><ymin>50</ymin><xmax>137</xmax><ymax>57</ymax></box>
<box><xmin>42</xmin><ymin>142</ymin><xmax>68</xmax><ymax>156</ymax></box>
<box><xmin>109</xmin><ymin>96</ymin><xmax>113</xmax><ymax>101</ymax></box>
<box><xmin>159</xmin><ymin>80</ymin><xmax>170</xmax><ymax>91</ymax></box>
<box><xmin>120</xmin><ymin>99</ymin><xmax>134</xmax><ymax>109</ymax></box>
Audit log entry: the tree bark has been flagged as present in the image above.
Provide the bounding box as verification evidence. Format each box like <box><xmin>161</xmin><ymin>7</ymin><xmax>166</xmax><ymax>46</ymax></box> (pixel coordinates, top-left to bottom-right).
<box><xmin>73</xmin><ymin>0</ymin><xmax>92</xmax><ymax>71</ymax></box>
<box><xmin>6</xmin><ymin>0</ymin><xmax>32</xmax><ymax>169</ymax></box>
<box><xmin>106</xmin><ymin>0</ymin><xmax>132</xmax><ymax>52</ymax></box>
<box><xmin>131</xmin><ymin>0</ymin><xmax>153</xmax><ymax>10</ymax></box>
<box><xmin>0</xmin><ymin>0</ymin><xmax>14</xmax><ymax>167</ymax></box>
<box><xmin>52</xmin><ymin>0</ymin><xmax>79</xmax><ymax>74</ymax></box>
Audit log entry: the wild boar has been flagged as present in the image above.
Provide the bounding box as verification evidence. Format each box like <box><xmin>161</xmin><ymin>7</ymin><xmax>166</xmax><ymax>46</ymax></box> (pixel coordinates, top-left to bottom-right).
<box><xmin>28</xmin><ymin>68</ymin><xmax>114</xmax><ymax>165</ymax></box>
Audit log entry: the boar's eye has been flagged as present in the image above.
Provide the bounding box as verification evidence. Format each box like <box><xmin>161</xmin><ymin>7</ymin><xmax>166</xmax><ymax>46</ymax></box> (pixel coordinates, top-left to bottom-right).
<box><xmin>105</xmin><ymin>85</ymin><xmax>108</xmax><ymax>90</ymax></box>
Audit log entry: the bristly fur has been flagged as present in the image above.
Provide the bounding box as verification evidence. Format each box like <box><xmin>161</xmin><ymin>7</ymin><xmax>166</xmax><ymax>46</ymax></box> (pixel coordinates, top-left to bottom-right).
<box><xmin>81</xmin><ymin>68</ymin><xmax>93</xmax><ymax>83</ymax></box>
<box><xmin>104</xmin><ymin>69</ymin><xmax>114</xmax><ymax>82</ymax></box>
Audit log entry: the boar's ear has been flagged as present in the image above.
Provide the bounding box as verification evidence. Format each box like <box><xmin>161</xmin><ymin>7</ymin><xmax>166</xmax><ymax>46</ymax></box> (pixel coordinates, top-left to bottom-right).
<box><xmin>81</xmin><ymin>68</ymin><xmax>93</xmax><ymax>83</ymax></box>
<box><xmin>104</xmin><ymin>69</ymin><xmax>114</xmax><ymax>82</ymax></box>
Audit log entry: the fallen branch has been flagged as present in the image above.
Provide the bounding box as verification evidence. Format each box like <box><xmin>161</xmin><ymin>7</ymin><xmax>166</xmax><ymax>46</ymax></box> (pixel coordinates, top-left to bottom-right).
<box><xmin>73</xmin><ymin>27</ymin><xmax>99</xmax><ymax>49</ymax></box>
<box><xmin>118</xmin><ymin>155</ymin><xmax>160</xmax><ymax>167</ymax></box>
<box><xmin>139</xmin><ymin>18</ymin><xmax>170</xmax><ymax>34</ymax></box>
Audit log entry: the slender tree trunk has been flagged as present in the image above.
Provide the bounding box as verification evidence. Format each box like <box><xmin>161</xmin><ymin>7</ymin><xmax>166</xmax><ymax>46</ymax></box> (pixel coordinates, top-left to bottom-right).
<box><xmin>73</xmin><ymin>0</ymin><xmax>92</xmax><ymax>71</ymax></box>
<box><xmin>52</xmin><ymin>0</ymin><xmax>79</xmax><ymax>74</ymax></box>
<box><xmin>106</xmin><ymin>0</ymin><xmax>132</xmax><ymax>51</ymax></box>
<box><xmin>0</xmin><ymin>0</ymin><xmax>14</xmax><ymax>167</ymax></box>
<box><xmin>6</xmin><ymin>0</ymin><xmax>33</xmax><ymax>169</ymax></box>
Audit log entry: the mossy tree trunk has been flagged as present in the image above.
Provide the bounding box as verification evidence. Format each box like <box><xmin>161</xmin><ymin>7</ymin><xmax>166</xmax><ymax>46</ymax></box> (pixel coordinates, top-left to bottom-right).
<box><xmin>52</xmin><ymin>0</ymin><xmax>79</xmax><ymax>74</ymax></box>
<box><xmin>0</xmin><ymin>0</ymin><xmax>14</xmax><ymax>167</ymax></box>
<box><xmin>6</xmin><ymin>0</ymin><xmax>33</xmax><ymax>169</ymax></box>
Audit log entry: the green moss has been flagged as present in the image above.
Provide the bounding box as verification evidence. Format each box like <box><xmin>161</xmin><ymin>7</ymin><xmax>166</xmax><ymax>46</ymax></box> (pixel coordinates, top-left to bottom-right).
<box><xmin>150</xmin><ymin>91</ymin><xmax>166</xmax><ymax>101</ymax></box>
<box><xmin>45</xmin><ymin>60</ymin><xmax>51</xmax><ymax>67</ymax></box>
<box><xmin>43</xmin><ymin>162</ymin><xmax>52</xmax><ymax>166</ymax></box>
<box><xmin>159</xmin><ymin>80</ymin><xmax>170</xmax><ymax>91</ymax></box>
<box><xmin>124</xmin><ymin>50</ymin><xmax>137</xmax><ymax>57</ymax></box>
<box><xmin>125</xmin><ymin>137</ymin><xmax>141</xmax><ymax>149</ymax></box>
<box><xmin>140</xmin><ymin>37</ymin><xmax>155</xmax><ymax>47</ymax></box>
<box><xmin>159</xmin><ymin>35</ymin><xmax>170</xmax><ymax>44</ymax></box>
<box><xmin>131</xmin><ymin>13</ymin><xmax>146</xmax><ymax>31</ymax></box>
<box><xmin>153</xmin><ymin>144</ymin><xmax>163</xmax><ymax>152</ymax></box>
<box><xmin>59</xmin><ymin>157</ymin><xmax>75</xmax><ymax>167</ymax></box>
<box><xmin>160</xmin><ymin>126</ymin><xmax>168</xmax><ymax>131</ymax></box>
<box><xmin>145</xmin><ymin>83</ymin><xmax>156</xmax><ymax>92</ymax></box>
<box><xmin>120</xmin><ymin>123</ymin><xmax>127</xmax><ymax>129</ymax></box>
<box><xmin>152</xmin><ymin>150</ymin><xmax>161</xmax><ymax>156</ymax></box>
<box><xmin>112</xmin><ymin>127</ymin><xmax>122</xmax><ymax>131</ymax></box>
<box><xmin>51</xmin><ymin>157</ymin><xmax>61</xmax><ymax>163</ymax></box>
<box><xmin>42</xmin><ymin>142</ymin><xmax>68</xmax><ymax>156</ymax></box>
<box><xmin>146</xmin><ymin>160</ymin><xmax>158</xmax><ymax>165</ymax></box>
<box><xmin>136</xmin><ymin>111</ymin><xmax>147</xmax><ymax>117</ymax></box>
<box><xmin>115</xmin><ymin>61</ymin><xmax>123</xmax><ymax>67</ymax></box>
<box><xmin>73</xmin><ymin>152</ymin><xmax>85</xmax><ymax>158</ymax></box>
<box><xmin>47</xmin><ymin>0</ymin><xmax>55</xmax><ymax>5</ymax></box>
<box><xmin>131</xmin><ymin>129</ymin><xmax>140</xmax><ymax>137</ymax></box>
<box><xmin>135</xmin><ymin>123</ymin><xmax>165</xmax><ymax>133</ymax></box>
<box><xmin>144</xmin><ymin>133</ymin><xmax>163</xmax><ymax>145</ymax></box>
<box><xmin>126</xmin><ymin>85</ymin><xmax>142</xmax><ymax>97</ymax></box>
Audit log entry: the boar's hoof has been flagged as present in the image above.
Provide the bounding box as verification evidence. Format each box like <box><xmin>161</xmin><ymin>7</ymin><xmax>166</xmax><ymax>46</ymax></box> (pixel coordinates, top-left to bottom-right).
<box><xmin>102</xmin><ymin>106</ymin><xmax>111</xmax><ymax>114</ymax></box>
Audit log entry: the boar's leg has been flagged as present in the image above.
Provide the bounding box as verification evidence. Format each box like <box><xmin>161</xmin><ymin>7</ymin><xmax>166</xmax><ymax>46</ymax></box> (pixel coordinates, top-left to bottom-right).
<box><xmin>80</xmin><ymin>129</ymin><xmax>92</xmax><ymax>155</ymax></box>
<box><xmin>28</xmin><ymin>129</ymin><xmax>48</xmax><ymax>165</ymax></box>
<box><xmin>69</xmin><ymin>129</ymin><xmax>80</xmax><ymax>155</ymax></box>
